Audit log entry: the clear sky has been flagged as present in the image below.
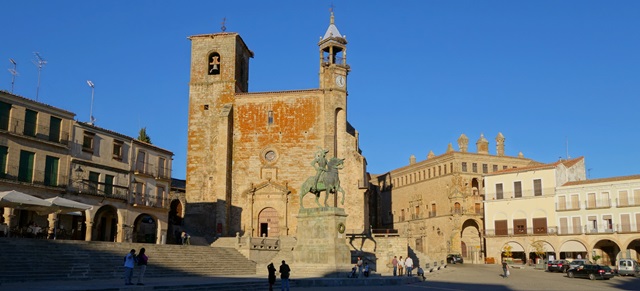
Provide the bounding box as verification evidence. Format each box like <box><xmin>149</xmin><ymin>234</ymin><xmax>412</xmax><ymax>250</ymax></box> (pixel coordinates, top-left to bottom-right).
<box><xmin>1</xmin><ymin>1</ymin><xmax>638</xmax><ymax>180</ymax></box>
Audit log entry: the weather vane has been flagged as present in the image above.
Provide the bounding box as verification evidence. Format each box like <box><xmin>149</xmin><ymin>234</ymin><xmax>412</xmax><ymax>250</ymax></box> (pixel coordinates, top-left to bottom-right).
<box><xmin>330</xmin><ymin>3</ymin><xmax>335</xmax><ymax>13</ymax></box>
<box><xmin>221</xmin><ymin>17</ymin><xmax>227</xmax><ymax>32</ymax></box>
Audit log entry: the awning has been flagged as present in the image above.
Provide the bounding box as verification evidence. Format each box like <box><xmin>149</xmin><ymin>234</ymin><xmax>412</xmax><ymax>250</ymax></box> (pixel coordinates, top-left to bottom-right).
<box><xmin>505</xmin><ymin>242</ymin><xmax>525</xmax><ymax>252</ymax></box>
<box><xmin>0</xmin><ymin>190</ymin><xmax>54</xmax><ymax>215</ymax></box>
<box><xmin>45</xmin><ymin>197</ymin><xmax>93</xmax><ymax>214</ymax></box>
<box><xmin>560</xmin><ymin>240</ymin><xmax>587</xmax><ymax>252</ymax></box>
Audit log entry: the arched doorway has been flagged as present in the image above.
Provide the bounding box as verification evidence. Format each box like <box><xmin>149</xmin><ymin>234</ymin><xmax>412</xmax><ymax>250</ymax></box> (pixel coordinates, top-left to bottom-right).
<box><xmin>258</xmin><ymin>207</ymin><xmax>279</xmax><ymax>237</ymax></box>
<box><xmin>461</xmin><ymin>219</ymin><xmax>482</xmax><ymax>263</ymax></box>
<box><xmin>471</xmin><ymin>178</ymin><xmax>480</xmax><ymax>196</ymax></box>
<box><xmin>624</xmin><ymin>239</ymin><xmax>640</xmax><ymax>261</ymax></box>
<box><xmin>559</xmin><ymin>240</ymin><xmax>587</xmax><ymax>260</ymax></box>
<box><xmin>168</xmin><ymin>199</ymin><xmax>183</xmax><ymax>244</ymax></box>
<box><xmin>133</xmin><ymin>214</ymin><xmax>157</xmax><ymax>243</ymax></box>
<box><xmin>93</xmin><ymin>205</ymin><xmax>118</xmax><ymax>242</ymax></box>
<box><xmin>528</xmin><ymin>240</ymin><xmax>555</xmax><ymax>265</ymax></box>
<box><xmin>502</xmin><ymin>241</ymin><xmax>526</xmax><ymax>264</ymax></box>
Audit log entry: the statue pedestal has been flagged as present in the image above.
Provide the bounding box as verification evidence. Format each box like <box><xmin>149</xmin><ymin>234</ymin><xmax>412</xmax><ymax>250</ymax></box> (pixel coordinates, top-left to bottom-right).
<box><xmin>292</xmin><ymin>207</ymin><xmax>351</xmax><ymax>277</ymax></box>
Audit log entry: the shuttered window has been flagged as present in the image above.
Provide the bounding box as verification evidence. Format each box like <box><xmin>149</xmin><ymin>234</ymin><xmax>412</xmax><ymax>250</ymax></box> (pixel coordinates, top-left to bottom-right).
<box><xmin>619</xmin><ymin>190</ymin><xmax>629</xmax><ymax>207</ymax></box>
<box><xmin>495</xmin><ymin>220</ymin><xmax>508</xmax><ymax>236</ymax></box>
<box><xmin>18</xmin><ymin>150</ymin><xmax>34</xmax><ymax>182</ymax></box>
<box><xmin>559</xmin><ymin>217</ymin><xmax>568</xmax><ymax>234</ymax></box>
<box><xmin>44</xmin><ymin>156</ymin><xmax>59</xmax><ymax>186</ymax></box>
<box><xmin>496</xmin><ymin>183</ymin><xmax>504</xmax><ymax>199</ymax></box>
<box><xmin>513</xmin><ymin>219</ymin><xmax>527</xmax><ymax>235</ymax></box>
<box><xmin>533</xmin><ymin>179</ymin><xmax>542</xmax><ymax>196</ymax></box>
<box><xmin>514</xmin><ymin>181</ymin><xmax>522</xmax><ymax>198</ymax></box>
<box><xmin>621</xmin><ymin>214</ymin><xmax>631</xmax><ymax>232</ymax></box>
<box><xmin>0</xmin><ymin>146</ymin><xmax>7</xmax><ymax>178</ymax></box>
<box><xmin>0</xmin><ymin>101</ymin><xmax>10</xmax><ymax>130</ymax></box>
<box><xmin>572</xmin><ymin>217</ymin><xmax>582</xmax><ymax>234</ymax></box>
<box><xmin>24</xmin><ymin>109</ymin><xmax>37</xmax><ymax>136</ymax></box>
<box><xmin>48</xmin><ymin>116</ymin><xmax>61</xmax><ymax>142</ymax></box>
<box><xmin>533</xmin><ymin>217</ymin><xmax>547</xmax><ymax>234</ymax></box>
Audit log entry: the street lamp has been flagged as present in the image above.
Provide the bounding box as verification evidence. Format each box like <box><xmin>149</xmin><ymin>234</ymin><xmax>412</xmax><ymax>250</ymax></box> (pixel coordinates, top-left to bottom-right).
<box><xmin>75</xmin><ymin>165</ymin><xmax>84</xmax><ymax>192</ymax></box>
<box><xmin>86</xmin><ymin>80</ymin><xmax>95</xmax><ymax>124</ymax></box>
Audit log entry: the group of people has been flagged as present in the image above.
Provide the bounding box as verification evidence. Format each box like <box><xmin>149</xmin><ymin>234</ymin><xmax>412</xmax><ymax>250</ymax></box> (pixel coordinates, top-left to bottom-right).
<box><xmin>348</xmin><ymin>256</ymin><xmax>371</xmax><ymax>278</ymax></box>
<box><xmin>123</xmin><ymin>248</ymin><xmax>149</xmax><ymax>286</ymax></box>
<box><xmin>267</xmin><ymin>260</ymin><xmax>291</xmax><ymax>291</ymax></box>
<box><xmin>391</xmin><ymin>255</ymin><xmax>425</xmax><ymax>280</ymax></box>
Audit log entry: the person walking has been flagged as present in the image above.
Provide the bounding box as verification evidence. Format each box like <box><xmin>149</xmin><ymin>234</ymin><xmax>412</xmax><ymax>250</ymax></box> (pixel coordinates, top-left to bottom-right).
<box><xmin>392</xmin><ymin>256</ymin><xmax>398</xmax><ymax>276</ymax></box>
<box><xmin>136</xmin><ymin>248</ymin><xmax>148</xmax><ymax>285</ymax></box>
<box><xmin>502</xmin><ymin>261</ymin><xmax>509</xmax><ymax>278</ymax></box>
<box><xmin>405</xmin><ymin>256</ymin><xmax>414</xmax><ymax>276</ymax></box>
<box><xmin>123</xmin><ymin>249</ymin><xmax>136</xmax><ymax>285</ymax></box>
<box><xmin>356</xmin><ymin>256</ymin><xmax>363</xmax><ymax>278</ymax></box>
<box><xmin>279</xmin><ymin>260</ymin><xmax>291</xmax><ymax>291</ymax></box>
<box><xmin>267</xmin><ymin>262</ymin><xmax>277</xmax><ymax>291</ymax></box>
<box><xmin>398</xmin><ymin>256</ymin><xmax>405</xmax><ymax>276</ymax></box>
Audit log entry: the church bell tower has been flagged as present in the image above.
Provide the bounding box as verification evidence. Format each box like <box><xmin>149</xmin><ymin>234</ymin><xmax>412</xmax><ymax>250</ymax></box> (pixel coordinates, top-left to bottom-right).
<box><xmin>319</xmin><ymin>10</ymin><xmax>350</xmax><ymax>91</ymax></box>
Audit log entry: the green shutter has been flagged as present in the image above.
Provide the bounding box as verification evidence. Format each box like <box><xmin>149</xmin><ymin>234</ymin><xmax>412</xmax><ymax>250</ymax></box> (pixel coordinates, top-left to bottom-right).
<box><xmin>105</xmin><ymin>175</ymin><xmax>114</xmax><ymax>195</ymax></box>
<box><xmin>24</xmin><ymin>109</ymin><xmax>37</xmax><ymax>136</ymax></box>
<box><xmin>49</xmin><ymin>116</ymin><xmax>61</xmax><ymax>142</ymax></box>
<box><xmin>89</xmin><ymin>171</ymin><xmax>100</xmax><ymax>193</ymax></box>
<box><xmin>0</xmin><ymin>146</ymin><xmax>7</xmax><ymax>178</ymax></box>
<box><xmin>0</xmin><ymin>101</ymin><xmax>10</xmax><ymax>130</ymax></box>
<box><xmin>44</xmin><ymin>156</ymin><xmax>59</xmax><ymax>186</ymax></box>
<box><xmin>18</xmin><ymin>150</ymin><xmax>34</xmax><ymax>182</ymax></box>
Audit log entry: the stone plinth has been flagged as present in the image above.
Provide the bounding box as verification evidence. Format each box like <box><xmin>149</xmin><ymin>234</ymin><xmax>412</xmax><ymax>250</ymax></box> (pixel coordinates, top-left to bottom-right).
<box><xmin>292</xmin><ymin>207</ymin><xmax>351</xmax><ymax>277</ymax></box>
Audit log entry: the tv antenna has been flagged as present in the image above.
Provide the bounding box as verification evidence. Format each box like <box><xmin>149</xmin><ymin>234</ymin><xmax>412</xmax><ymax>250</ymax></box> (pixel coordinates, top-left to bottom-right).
<box><xmin>87</xmin><ymin>80</ymin><xmax>96</xmax><ymax>125</ymax></box>
<box><xmin>32</xmin><ymin>52</ymin><xmax>47</xmax><ymax>101</ymax></box>
<box><xmin>8</xmin><ymin>59</ymin><xmax>18</xmax><ymax>93</ymax></box>
<box><xmin>221</xmin><ymin>17</ymin><xmax>226</xmax><ymax>32</ymax></box>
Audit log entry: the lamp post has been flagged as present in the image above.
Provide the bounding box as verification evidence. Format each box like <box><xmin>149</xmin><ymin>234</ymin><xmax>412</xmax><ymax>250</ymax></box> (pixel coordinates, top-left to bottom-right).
<box><xmin>87</xmin><ymin>80</ymin><xmax>95</xmax><ymax>124</ymax></box>
<box><xmin>75</xmin><ymin>165</ymin><xmax>84</xmax><ymax>193</ymax></box>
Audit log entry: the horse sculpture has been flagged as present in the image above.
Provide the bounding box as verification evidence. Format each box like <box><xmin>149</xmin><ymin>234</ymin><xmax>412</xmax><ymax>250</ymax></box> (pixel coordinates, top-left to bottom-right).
<box><xmin>300</xmin><ymin>157</ymin><xmax>346</xmax><ymax>208</ymax></box>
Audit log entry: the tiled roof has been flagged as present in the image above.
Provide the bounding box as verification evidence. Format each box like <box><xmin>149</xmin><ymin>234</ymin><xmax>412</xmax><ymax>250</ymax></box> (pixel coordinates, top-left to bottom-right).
<box><xmin>0</xmin><ymin>90</ymin><xmax>75</xmax><ymax>116</ymax></box>
<box><xmin>562</xmin><ymin>174</ymin><xmax>640</xmax><ymax>186</ymax></box>
<box><xmin>485</xmin><ymin>156</ymin><xmax>584</xmax><ymax>176</ymax></box>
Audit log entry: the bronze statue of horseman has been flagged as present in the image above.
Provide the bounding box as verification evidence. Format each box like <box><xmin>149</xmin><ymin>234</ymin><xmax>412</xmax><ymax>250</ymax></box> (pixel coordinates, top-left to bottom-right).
<box><xmin>300</xmin><ymin>148</ymin><xmax>346</xmax><ymax>208</ymax></box>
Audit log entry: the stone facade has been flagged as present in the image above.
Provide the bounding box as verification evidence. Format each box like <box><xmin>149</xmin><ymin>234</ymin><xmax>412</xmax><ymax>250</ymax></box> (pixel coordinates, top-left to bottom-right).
<box><xmin>370</xmin><ymin>133</ymin><xmax>540</xmax><ymax>264</ymax></box>
<box><xmin>0</xmin><ymin>90</ymin><xmax>176</xmax><ymax>244</ymax></box>
<box><xmin>185</xmin><ymin>13</ymin><xmax>368</xmax><ymax>238</ymax></box>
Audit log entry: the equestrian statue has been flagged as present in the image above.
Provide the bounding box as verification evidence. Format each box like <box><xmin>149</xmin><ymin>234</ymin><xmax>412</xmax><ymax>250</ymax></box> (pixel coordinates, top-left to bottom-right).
<box><xmin>300</xmin><ymin>148</ymin><xmax>346</xmax><ymax>208</ymax></box>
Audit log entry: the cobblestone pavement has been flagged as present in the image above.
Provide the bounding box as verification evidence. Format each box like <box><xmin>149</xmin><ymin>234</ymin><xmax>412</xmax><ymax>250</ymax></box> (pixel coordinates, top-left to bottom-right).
<box><xmin>300</xmin><ymin>264</ymin><xmax>640</xmax><ymax>291</ymax></box>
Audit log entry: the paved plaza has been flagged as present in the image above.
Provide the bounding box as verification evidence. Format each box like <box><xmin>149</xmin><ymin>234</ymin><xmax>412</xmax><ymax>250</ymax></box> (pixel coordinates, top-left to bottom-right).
<box><xmin>3</xmin><ymin>263</ymin><xmax>640</xmax><ymax>290</ymax></box>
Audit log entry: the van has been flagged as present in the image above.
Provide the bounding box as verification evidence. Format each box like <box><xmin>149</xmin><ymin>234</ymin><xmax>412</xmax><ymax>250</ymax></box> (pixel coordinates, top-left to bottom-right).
<box><xmin>617</xmin><ymin>259</ymin><xmax>640</xmax><ymax>276</ymax></box>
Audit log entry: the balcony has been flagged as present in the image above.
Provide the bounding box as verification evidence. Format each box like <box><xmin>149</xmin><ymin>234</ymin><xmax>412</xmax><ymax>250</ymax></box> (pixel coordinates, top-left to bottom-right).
<box><xmin>489</xmin><ymin>187</ymin><xmax>555</xmax><ymax>200</ymax></box>
<box><xmin>134</xmin><ymin>161</ymin><xmax>155</xmax><ymax>177</ymax></box>
<box><xmin>0</xmin><ymin>165</ymin><xmax>68</xmax><ymax>189</ymax></box>
<box><xmin>556</xmin><ymin>202</ymin><xmax>581</xmax><ymax>211</ymax></box>
<box><xmin>156</xmin><ymin>167</ymin><xmax>171</xmax><ymax>181</ymax></box>
<box><xmin>74</xmin><ymin>180</ymin><xmax>128</xmax><ymax>201</ymax></box>
<box><xmin>585</xmin><ymin>199</ymin><xmax>611</xmax><ymax>210</ymax></box>
<box><xmin>484</xmin><ymin>227</ymin><xmax>557</xmax><ymax>237</ymax></box>
<box><xmin>616</xmin><ymin>198</ymin><xmax>640</xmax><ymax>208</ymax></box>
<box><xmin>132</xmin><ymin>194</ymin><xmax>168</xmax><ymax>209</ymax></box>
<box><xmin>1</xmin><ymin>116</ymin><xmax>70</xmax><ymax>147</ymax></box>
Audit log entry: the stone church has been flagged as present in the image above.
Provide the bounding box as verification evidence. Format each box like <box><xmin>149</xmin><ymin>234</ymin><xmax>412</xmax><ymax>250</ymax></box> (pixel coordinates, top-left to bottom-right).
<box><xmin>185</xmin><ymin>12</ymin><xmax>368</xmax><ymax>238</ymax></box>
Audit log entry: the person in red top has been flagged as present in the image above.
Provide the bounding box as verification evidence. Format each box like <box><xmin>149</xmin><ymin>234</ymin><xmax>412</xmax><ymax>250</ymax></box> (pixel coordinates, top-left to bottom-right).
<box><xmin>136</xmin><ymin>248</ymin><xmax>148</xmax><ymax>285</ymax></box>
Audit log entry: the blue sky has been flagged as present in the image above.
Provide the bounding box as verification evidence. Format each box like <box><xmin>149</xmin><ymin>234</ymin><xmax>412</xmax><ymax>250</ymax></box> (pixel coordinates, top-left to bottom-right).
<box><xmin>1</xmin><ymin>1</ymin><xmax>638</xmax><ymax>180</ymax></box>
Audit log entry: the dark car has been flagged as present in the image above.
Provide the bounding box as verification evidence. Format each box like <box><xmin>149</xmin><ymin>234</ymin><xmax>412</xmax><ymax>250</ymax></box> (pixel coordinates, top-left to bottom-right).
<box><xmin>567</xmin><ymin>264</ymin><xmax>615</xmax><ymax>280</ymax></box>
<box><xmin>447</xmin><ymin>254</ymin><xmax>463</xmax><ymax>264</ymax></box>
<box><xmin>547</xmin><ymin>259</ymin><xmax>571</xmax><ymax>273</ymax></box>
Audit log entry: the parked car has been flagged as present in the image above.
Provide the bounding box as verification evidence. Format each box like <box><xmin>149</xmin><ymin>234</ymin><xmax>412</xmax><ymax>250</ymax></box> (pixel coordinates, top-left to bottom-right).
<box><xmin>617</xmin><ymin>259</ymin><xmax>640</xmax><ymax>276</ymax></box>
<box><xmin>447</xmin><ymin>254</ymin><xmax>464</xmax><ymax>264</ymax></box>
<box><xmin>567</xmin><ymin>264</ymin><xmax>615</xmax><ymax>280</ymax></box>
<box><xmin>547</xmin><ymin>259</ymin><xmax>570</xmax><ymax>273</ymax></box>
<box><xmin>569</xmin><ymin>259</ymin><xmax>592</xmax><ymax>270</ymax></box>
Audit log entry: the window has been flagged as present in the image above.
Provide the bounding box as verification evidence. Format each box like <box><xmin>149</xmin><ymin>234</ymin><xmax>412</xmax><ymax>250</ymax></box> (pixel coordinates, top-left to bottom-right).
<box><xmin>558</xmin><ymin>196</ymin><xmax>567</xmax><ymax>210</ymax></box>
<box><xmin>461</xmin><ymin>162</ymin><xmax>467</xmax><ymax>172</ymax></box>
<box><xmin>492</xmin><ymin>165</ymin><xmax>498</xmax><ymax>172</ymax></box>
<box><xmin>0</xmin><ymin>146</ymin><xmax>7</xmax><ymax>178</ymax></box>
<box><xmin>472</xmin><ymin>163</ymin><xmax>478</xmax><ymax>173</ymax></box>
<box><xmin>603</xmin><ymin>215</ymin><xmax>613</xmax><ymax>232</ymax></box>
<box><xmin>571</xmin><ymin>194</ymin><xmax>580</xmax><ymax>210</ymax></box>
<box><xmin>601</xmin><ymin>192</ymin><xmax>610</xmax><ymax>207</ymax></box>
<box><xmin>496</xmin><ymin>183</ymin><xmax>504</xmax><ymax>199</ymax></box>
<box><xmin>82</xmin><ymin>131</ymin><xmax>95</xmax><ymax>153</ymax></box>
<box><xmin>482</xmin><ymin>164</ymin><xmax>488</xmax><ymax>174</ymax></box>
<box><xmin>621</xmin><ymin>214</ymin><xmax>631</xmax><ymax>232</ymax></box>
<box><xmin>514</xmin><ymin>181</ymin><xmax>522</xmax><ymax>198</ymax></box>
<box><xmin>513</xmin><ymin>219</ymin><xmax>527</xmax><ymax>235</ymax></box>
<box><xmin>400</xmin><ymin>209</ymin><xmax>405</xmax><ymax>221</ymax></box>
<box><xmin>450</xmin><ymin>163</ymin><xmax>453</xmax><ymax>173</ymax></box>
<box><xmin>495</xmin><ymin>220</ymin><xmax>508</xmax><ymax>235</ymax></box>
<box><xmin>268</xmin><ymin>110</ymin><xmax>273</xmax><ymax>125</ymax></box>
<box><xmin>454</xmin><ymin>202</ymin><xmax>461</xmax><ymax>214</ymax></box>
<box><xmin>104</xmin><ymin>175</ymin><xmax>114</xmax><ymax>195</ymax></box>
<box><xmin>112</xmin><ymin>140</ymin><xmax>123</xmax><ymax>160</ymax></box>
<box><xmin>18</xmin><ymin>150</ymin><xmax>34</xmax><ymax>182</ymax></box>
<box><xmin>88</xmin><ymin>171</ymin><xmax>100</xmax><ymax>194</ymax></box>
<box><xmin>559</xmin><ymin>217</ymin><xmax>568</xmax><ymax>234</ymax></box>
<box><xmin>158</xmin><ymin>157</ymin><xmax>167</xmax><ymax>178</ymax></box>
<box><xmin>619</xmin><ymin>190</ymin><xmax>629</xmax><ymax>207</ymax></box>
<box><xmin>48</xmin><ymin>116</ymin><xmax>61</xmax><ymax>142</ymax></box>
<box><xmin>428</xmin><ymin>169</ymin><xmax>431</xmax><ymax>178</ymax></box>
<box><xmin>157</xmin><ymin>186</ymin><xmax>165</xmax><ymax>207</ymax></box>
<box><xmin>430</xmin><ymin>203</ymin><xmax>437</xmax><ymax>217</ymax></box>
<box><xmin>0</xmin><ymin>101</ymin><xmax>10</xmax><ymax>130</ymax></box>
<box><xmin>572</xmin><ymin>217</ymin><xmax>582</xmax><ymax>234</ymax></box>
<box><xmin>588</xmin><ymin>216</ymin><xmax>597</xmax><ymax>232</ymax></box>
<box><xmin>474</xmin><ymin>203</ymin><xmax>481</xmax><ymax>214</ymax></box>
<box><xmin>533</xmin><ymin>217</ymin><xmax>547</xmax><ymax>234</ymax></box>
<box><xmin>44</xmin><ymin>156</ymin><xmax>59</xmax><ymax>186</ymax></box>
<box><xmin>587</xmin><ymin>193</ymin><xmax>596</xmax><ymax>208</ymax></box>
<box><xmin>533</xmin><ymin>179</ymin><xmax>542</xmax><ymax>196</ymax></box>
<box><xmin>438</xmin><ymin>166</ymin><xmax>441</xmax><ymax>176</ymax></box>
<box><xmin>136</xmin><ymin>151</ymin><xmax>146</xmax><ymax>172</ymax></box>
<box><xmin>415</xmin><ymin>205</ymin><xmax>420</xmax><ymax>218</ymax></box>
<box><xmin>503</xmin><ymin>165</ymin><xmax>508</xmax><ymax>170</ymax></box>
<box><xmin>24</xmin><ymin>109</ymin><xmax>37</xmax><ymax>137</ymax></box>
<box><xmin>135</xmin><ymin>182</ymin><xmax>145</xmax><ymax>204</ymax></box>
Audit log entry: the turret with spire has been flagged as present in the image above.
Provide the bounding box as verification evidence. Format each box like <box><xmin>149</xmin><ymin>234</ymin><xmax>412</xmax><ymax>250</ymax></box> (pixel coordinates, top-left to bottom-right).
<box><xmin>476</xmin><ymin>134</ymin><xmax>489</xmax><ymax>154</ymax></box>
<box><xmin>319</xmin><ymin>9</ymin><xmax>349</xmax><ymax>90</ymax></box>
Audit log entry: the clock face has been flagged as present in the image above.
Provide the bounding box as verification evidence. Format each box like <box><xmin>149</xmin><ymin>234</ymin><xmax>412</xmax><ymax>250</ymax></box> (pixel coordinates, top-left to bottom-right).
<box><xmin>335</xmin><ymin>75</ymin><xmax>345</xmax><ymax>88</ymax></box>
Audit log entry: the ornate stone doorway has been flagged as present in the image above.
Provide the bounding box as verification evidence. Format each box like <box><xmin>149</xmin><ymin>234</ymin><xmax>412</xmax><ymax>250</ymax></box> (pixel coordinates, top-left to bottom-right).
<box><xmin>258</xmin><ymin>207</ymin><xmax>279</xmax><ymax>237</ymax></box>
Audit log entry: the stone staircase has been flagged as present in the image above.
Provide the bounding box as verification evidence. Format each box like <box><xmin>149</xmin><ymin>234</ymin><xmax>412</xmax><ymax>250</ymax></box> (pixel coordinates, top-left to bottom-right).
<box><xmin>0</xmin><ymin>238</ymin><xmax>256</xmax><ymax>283</ymax></box>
